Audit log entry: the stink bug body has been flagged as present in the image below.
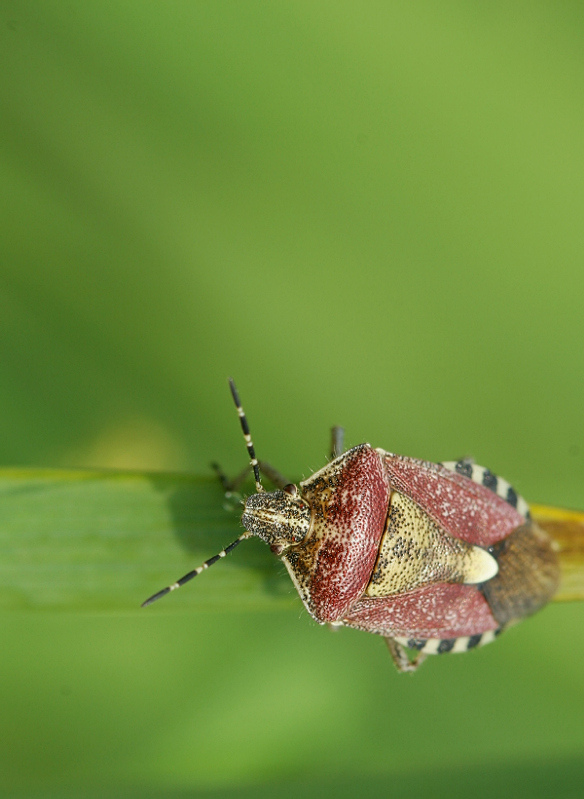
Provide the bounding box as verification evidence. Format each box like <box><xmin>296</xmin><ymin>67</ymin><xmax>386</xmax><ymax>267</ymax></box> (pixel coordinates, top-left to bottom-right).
<box><xmin>143</xmin><ymin>381</ymin><xmax>560</xmax><ymax>671</ymax></box>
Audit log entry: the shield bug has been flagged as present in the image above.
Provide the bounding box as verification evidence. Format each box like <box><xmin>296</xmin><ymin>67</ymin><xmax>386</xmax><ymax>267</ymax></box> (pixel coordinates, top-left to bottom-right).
<box><xmin>143</xmin><ymin>380</ymin><xmax>560</xmax><ymax>671</ymax></box>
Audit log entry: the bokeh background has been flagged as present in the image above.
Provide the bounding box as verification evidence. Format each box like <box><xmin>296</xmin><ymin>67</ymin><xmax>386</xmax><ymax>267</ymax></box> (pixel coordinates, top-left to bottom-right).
<box><xmin>1</xmin><ymin>2</ymin><xmax>584</xmax><ymax>797</ymax></box>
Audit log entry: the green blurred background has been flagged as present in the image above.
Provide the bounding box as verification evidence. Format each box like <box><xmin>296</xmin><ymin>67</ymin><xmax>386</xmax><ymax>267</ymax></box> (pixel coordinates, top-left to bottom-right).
<box><xmin>1</xmin><ymin>2</ymin><xmax>584</xmax><ymax>797</ymax></box>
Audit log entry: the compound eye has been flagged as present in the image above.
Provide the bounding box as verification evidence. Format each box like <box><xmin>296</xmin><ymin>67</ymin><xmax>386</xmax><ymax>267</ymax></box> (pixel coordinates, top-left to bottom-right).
<box><xmin>283</xmin><ymin>483</ymin><xmax>298</xmax><ymax>496</ymax></box>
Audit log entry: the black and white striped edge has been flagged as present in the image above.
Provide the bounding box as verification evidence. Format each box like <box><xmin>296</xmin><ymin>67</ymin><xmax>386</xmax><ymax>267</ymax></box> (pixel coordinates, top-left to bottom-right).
<box><xmin>440</xmin><ymin>459</ymin><xmax>531</xmax><ymax>519</ymax></box>
<box><xmin>395</xmin><ymin>628</ymin><xmax>502</xmax><ymax>656</ymax></box>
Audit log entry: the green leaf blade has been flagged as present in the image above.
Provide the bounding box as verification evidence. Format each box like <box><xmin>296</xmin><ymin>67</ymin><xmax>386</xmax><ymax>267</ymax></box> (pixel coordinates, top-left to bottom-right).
<box><xmin>0</xmin><ymin>469</ymin><xmax>294</xmax><ymax>613</ymax></box>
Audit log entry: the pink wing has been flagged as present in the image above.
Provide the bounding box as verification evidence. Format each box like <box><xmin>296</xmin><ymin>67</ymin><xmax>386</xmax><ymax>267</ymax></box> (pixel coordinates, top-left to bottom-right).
<box><xmin>383</xmin><ymin>453</ymin><xmax>525</xmax><ymax>547</ymax></box>
<box><xmin>344</xmin><ymin>583</ymin><xmax>498</xmax><ymax>639</ymax></box>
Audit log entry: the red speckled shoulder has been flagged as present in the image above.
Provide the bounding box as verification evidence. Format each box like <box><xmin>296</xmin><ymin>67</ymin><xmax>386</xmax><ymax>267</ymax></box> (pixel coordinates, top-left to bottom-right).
<box><xmin>285</xmin><ymin>445</ymin><xmax>390</xmax><ymax>622</ymax></box>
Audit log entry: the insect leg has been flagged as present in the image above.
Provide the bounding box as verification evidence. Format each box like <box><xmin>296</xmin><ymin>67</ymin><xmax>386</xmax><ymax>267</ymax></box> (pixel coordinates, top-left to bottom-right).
<box><xmin>384</xmin><ymin>637</ymin><xmax>426</xmax><ymax>673</ymax></box>
<box><xmin>210</xmin><ymin>462</ymin><xmax>252</xmax><ymax>496</ymax></box>
<box><xmin>211</xmin><ymin>461</ymin><xmax>292</xmax><ymax>493</ymax></box>
<box><xmin>330</xmin><ymin>426</ymin><xmax>345</xmax><ymax>459</ymax></box>
<box><xmin>257</xmin><ymin>461</ymin><xmax>292</xmax><ymax>490</ymax></box>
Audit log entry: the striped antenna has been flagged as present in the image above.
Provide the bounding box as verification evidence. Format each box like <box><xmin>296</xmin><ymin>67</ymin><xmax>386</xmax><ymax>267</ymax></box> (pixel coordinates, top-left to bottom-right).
<box><xmin>141</xmin><ymin>379</ymin><xmax>262</xmax><ymax>608</ymax></box>
<box><xmin>229</xmin><ymin>378</ymin><xmax>264</xmax><ymax>493</ymax></box>
<box><xmin>141</xmin><ymin>532</ymin><xmax>251</xmax><ymax>607</ymax></box>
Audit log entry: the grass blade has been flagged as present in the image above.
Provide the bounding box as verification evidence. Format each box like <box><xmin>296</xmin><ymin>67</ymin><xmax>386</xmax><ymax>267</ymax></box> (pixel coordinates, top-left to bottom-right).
<box><xmin>0</xmin><ymin>468</ymin><xmax>292</xmax><ymax>612</ymax></box>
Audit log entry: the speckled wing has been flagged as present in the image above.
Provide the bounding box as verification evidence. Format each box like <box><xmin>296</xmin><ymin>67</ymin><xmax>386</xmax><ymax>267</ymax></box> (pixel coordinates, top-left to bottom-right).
<box><xmin>343</xmin><ymin>583</ymin><xmax>498</xmax><ymax>639</ymax></box>
<box><xmin>380</xmin><ymin>452</ymin><xmax>528</xmax><ymax>547</ymax></box>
